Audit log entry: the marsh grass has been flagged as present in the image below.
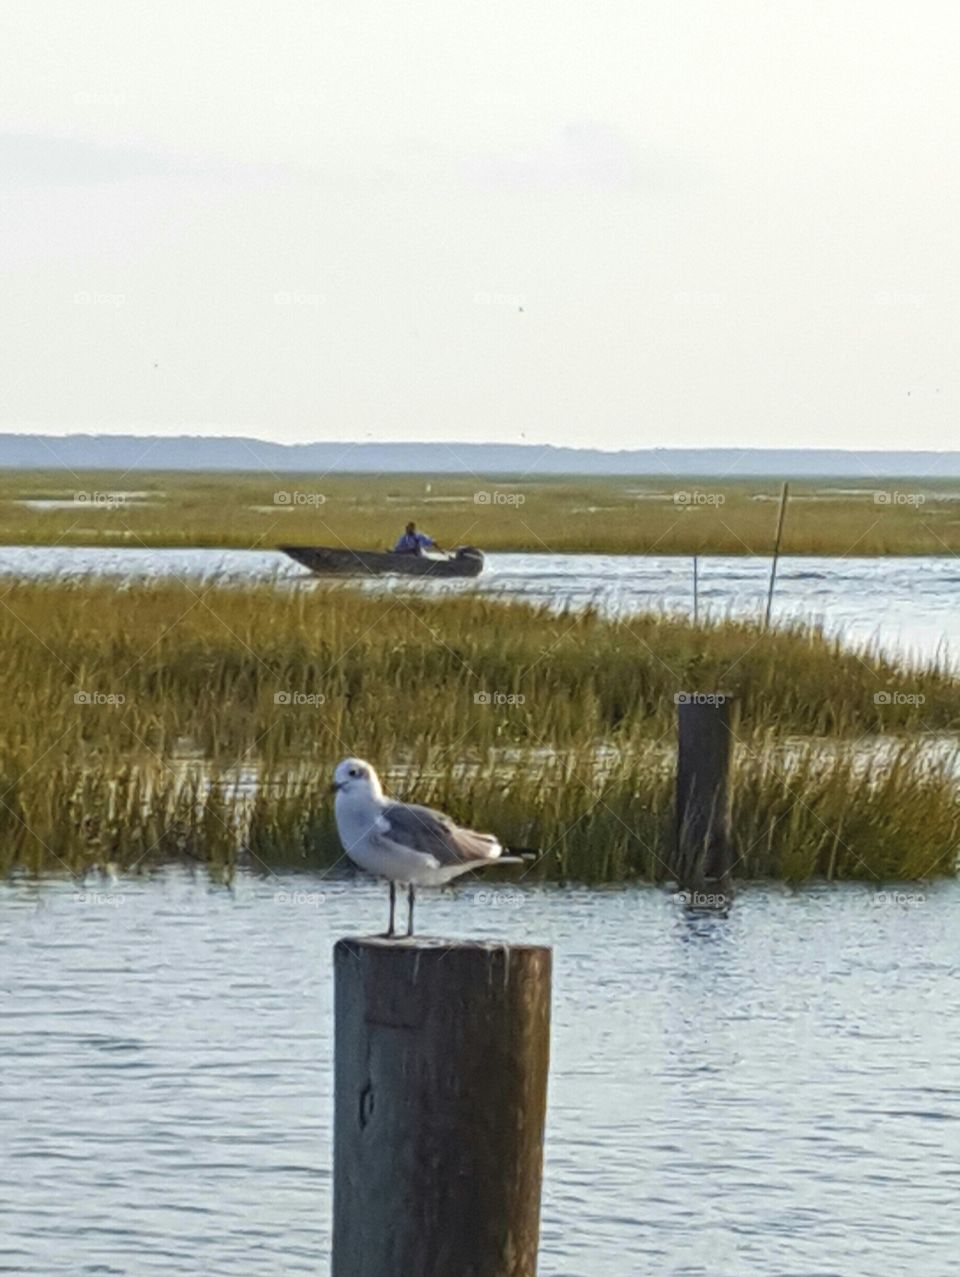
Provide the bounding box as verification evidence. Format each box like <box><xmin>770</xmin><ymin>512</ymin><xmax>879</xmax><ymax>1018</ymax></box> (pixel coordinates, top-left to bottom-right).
<box><xmin>1</xmin><ymin>580</ymin><xmax>957</xmax><ymax>773</ymax></box>
<box><xmin>0</xmin><ymin>579</ymin><xmax>956</xmax><ymax>881</ymax></box>
<box><xmin>1</xmin><ymin>469</ymin><xmax>959</xmax><ymax>555</ymax></box>
<box><xmin>0</xmin><ymin>577</ymin><xmax>956</xmax><ymax>881</ymax></box>
<box><xmin>3</xmin><ymin>738</ymin><xmax>956</xmax><ymax>884</ymax></box>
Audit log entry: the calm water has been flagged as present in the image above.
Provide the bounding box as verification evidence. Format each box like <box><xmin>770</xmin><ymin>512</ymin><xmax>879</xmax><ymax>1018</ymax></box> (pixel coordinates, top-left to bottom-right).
<box><xmin>3</xmin><ymin>874</ymin><xmax>960</xmax><ymax>1276</ymax></box>
<box><xmin>0</xmin><ymin>545</ymin><xmax>957</xmax><ymax>666</ymax></box>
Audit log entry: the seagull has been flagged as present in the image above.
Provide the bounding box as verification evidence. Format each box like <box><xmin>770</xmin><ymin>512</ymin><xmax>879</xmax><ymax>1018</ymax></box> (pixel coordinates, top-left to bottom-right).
<box><xmin>332</xmin><ymin>757</ymin><xmax>526</xmax><ymax>937</ymax></box>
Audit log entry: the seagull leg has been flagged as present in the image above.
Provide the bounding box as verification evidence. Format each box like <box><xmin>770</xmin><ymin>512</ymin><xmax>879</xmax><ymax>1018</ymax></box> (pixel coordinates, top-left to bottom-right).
<box><xmin>407</xmin><ymin>884</ymin><xmax>416</xmax><ymax>937</ymax></box>
<box><xmin>385</xmin><ymin>880</ymin><xmax>396</xmax><ymax>938</ymax></box>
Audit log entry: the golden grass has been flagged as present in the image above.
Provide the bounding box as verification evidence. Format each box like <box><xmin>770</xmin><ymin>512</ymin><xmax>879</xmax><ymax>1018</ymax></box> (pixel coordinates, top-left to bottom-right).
<box><xmin>0</xmin><ymin>579</ymin><xmax>956</xmax><ymax>881</ymax></box>
<box><xmin>0</xmin><ymin>579</ymin><xmax>955</xmax><ymax>767</ymax></box>
<box><xmin>4</xmin><ymin>740</ymin><xmax>956</xmax><ymax>886</ymax></box>
<box><xmin>1</xmin><ymin>469</ymin><xmax>958</xmax><ymax>554</ymax></box>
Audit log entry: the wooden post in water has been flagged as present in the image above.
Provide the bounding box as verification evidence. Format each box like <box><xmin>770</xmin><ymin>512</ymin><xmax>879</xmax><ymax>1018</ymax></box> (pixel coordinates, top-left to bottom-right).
<box><xmin>332</xmin><ymin>936</ymin><xmax>552</xmax><ymax>1277</ymax></box>
<box><xmin>675</xmin><ymin>695</ymin><xmax>739</xmax><ymax>896</ymax></box>
<box><xmin>764</xmin><ymin>481</ymin><xmax>790</xmax><ymax>628</ymax></box>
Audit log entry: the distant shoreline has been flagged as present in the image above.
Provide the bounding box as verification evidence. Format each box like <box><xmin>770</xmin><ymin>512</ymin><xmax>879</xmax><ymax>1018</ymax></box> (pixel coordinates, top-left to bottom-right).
<box><xmin>2</xmin><ymin>433</ymin><xmax>960</xmax><ymax>477</ymax></box>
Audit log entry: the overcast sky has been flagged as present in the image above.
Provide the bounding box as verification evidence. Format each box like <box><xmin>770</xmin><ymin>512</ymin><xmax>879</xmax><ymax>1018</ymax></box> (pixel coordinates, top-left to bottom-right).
<box><xmin>1</xmin><ymin>0</ymin><xmax>957</xmax><ymax>449</ymax></box>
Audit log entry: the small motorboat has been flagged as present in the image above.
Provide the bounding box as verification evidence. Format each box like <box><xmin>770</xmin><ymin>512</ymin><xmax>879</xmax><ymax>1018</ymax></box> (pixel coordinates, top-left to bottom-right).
<box><xmin>279</xmin><ymin>544</ymin><xmax>485</xmax><ymax>578</ymax></box>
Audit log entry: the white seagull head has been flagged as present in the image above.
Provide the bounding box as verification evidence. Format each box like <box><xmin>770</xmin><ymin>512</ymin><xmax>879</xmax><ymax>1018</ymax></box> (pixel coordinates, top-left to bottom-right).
<box><xmin>332</xmin><ymin>757</ymin><xmax>384</xmax><ymax>802</ymax></box>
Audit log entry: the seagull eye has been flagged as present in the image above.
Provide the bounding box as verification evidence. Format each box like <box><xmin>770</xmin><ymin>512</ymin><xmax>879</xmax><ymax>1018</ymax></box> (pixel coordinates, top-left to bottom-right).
<box><xmin>349</xmin><ymin>767</ymin><xmax>360</xmax><ymax>778</ymax></box>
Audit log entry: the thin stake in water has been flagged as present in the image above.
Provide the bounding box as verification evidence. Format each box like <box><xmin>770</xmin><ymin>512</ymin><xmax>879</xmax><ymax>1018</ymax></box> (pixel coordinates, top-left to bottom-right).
<box><xmin>764</xmin><ymin>482</ymin><xmax>790</xmax><ymax>628</ymax></box>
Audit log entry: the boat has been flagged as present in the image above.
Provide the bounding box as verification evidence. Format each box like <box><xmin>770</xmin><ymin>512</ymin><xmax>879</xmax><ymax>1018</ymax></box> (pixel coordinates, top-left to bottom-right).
<box><xmin>279</xmin><ymin>544</ymin><xmax>485</xmax><ymax>578</ymax></box>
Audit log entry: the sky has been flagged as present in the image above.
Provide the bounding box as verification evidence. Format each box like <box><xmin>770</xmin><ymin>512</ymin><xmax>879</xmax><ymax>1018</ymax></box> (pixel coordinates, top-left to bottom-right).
<box><xmin>1</xmin><ymin>0</ymin><xmax>957</xmax><ymax>450</ymax></box>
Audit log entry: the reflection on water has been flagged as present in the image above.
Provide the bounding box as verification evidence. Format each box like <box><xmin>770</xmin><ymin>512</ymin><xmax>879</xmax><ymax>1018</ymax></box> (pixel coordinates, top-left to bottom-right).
<box><xmin>170</xmin><ymin>731</ymin><xmax>960</xmax><ymax>805</ymax></box>
<box><xmin>0</xmin><ymin>546</ymin><xmax>957</xmax><ymax>666</ymax></box>
<box><xmin>3</xmin><ymin>875</ymin><xmax>960</xmax><ymax>1275</ymax></box>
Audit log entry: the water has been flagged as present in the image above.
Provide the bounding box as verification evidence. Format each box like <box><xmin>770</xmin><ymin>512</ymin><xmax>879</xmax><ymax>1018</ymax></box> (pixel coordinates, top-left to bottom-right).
<box><xmin>3</xmin><ymin>546</ymin><xmax>957</xmax><ymax>1272</ymax></box>
<box><xmin>3</xmin><ymin>873</ymin><xmax>960</xmax><ymax>1276</ymax></box>
<box><xmin>0</xmin><ymin>545</ymin><xmax>957</xmax><ymax>667</ymax></box>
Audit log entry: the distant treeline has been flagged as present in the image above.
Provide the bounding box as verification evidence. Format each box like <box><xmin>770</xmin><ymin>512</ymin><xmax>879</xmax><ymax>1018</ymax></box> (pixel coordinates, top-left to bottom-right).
<box><xmin>1</xmin><ymin>434</ymin><xmax>960</xmax><ymax>475</ymax></box>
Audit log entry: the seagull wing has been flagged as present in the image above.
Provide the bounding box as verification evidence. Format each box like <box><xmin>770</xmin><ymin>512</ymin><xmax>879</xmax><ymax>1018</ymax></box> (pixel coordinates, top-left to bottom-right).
<box><xmin>378</xmin><ymin>802</ymin><xmax>503</xmax><ymax>868</ymax></box>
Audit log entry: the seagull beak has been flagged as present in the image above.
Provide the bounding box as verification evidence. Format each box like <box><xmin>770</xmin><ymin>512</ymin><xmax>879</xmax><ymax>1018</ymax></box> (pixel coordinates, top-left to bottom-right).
<box><xmin>330</xmin><ymin>780</ymin><xmax>344</xmax><ymax>794</ymax></box>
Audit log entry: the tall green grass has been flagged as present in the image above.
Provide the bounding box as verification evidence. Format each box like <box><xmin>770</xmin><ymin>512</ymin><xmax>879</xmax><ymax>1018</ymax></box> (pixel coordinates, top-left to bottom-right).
<box><xmin>0</xmin><ymin>579</ymin><xmax>956</xmax><ymax>881</ymax></box>
<box><xmin>3</xmin><ymin>740</ymin><xmax>956</xmax><ymax>884</ymax></box>
<box><xmin>0</xmin><ymin>580</ymin><xmax>954</xmax><ymax>769</ymax></box>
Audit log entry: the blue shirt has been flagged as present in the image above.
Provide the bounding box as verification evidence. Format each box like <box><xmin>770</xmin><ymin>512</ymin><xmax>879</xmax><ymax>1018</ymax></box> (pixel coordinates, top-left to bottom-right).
<box><xmin>394</xmin><ymin>530</ymin><xmax>434</xmax><ymax>553</ymax></box>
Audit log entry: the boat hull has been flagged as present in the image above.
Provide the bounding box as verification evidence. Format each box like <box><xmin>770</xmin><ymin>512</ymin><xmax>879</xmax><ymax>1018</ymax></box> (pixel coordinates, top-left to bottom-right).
<box><xmin>279</xmin><ymin>545</ymin><xmax>485</xmax><ymax>578</ymax></box>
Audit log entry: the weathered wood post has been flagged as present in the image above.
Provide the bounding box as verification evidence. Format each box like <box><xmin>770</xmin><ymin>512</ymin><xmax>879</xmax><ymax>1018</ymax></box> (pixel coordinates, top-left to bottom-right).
<box><xmin>332</xmin><ymin>937</ymin><xmax>552</xmax><ymax>1277</ymax></box>
<box><xmin>675</xmin><ymin>694</ymin><xmax>739</xmax><ymax>899</ymax></box>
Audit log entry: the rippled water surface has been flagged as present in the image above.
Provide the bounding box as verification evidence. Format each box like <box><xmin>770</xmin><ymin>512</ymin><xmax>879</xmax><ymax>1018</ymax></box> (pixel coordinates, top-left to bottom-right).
<box><xmin>0</xmin><ymin>545</ymin><xmax>957</xmax><ymax>665</ymax></box>
<box><xmin>3</xmin><ymin>875</ymin><xmax>960</xmax><ymax>1275</ymax></box>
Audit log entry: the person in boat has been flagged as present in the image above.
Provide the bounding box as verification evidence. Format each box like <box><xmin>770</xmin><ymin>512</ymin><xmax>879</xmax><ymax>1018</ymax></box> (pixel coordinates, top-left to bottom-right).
<box><xmin>393</xmin><ymin>522</ymin><xmax>440</xmax><ymax>555</ymax></box>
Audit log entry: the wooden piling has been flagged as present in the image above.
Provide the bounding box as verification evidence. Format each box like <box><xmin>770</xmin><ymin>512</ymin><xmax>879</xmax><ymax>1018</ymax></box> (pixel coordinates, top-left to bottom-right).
<box><xmin>675</xmin><ymin>695</ymin><xmax>739</xmax><ymax>892</ymax></box>
<box><xmin>332</xmin><ymin>936</ymin><xmax>552</xmax><ymax>1277</ymax></box>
